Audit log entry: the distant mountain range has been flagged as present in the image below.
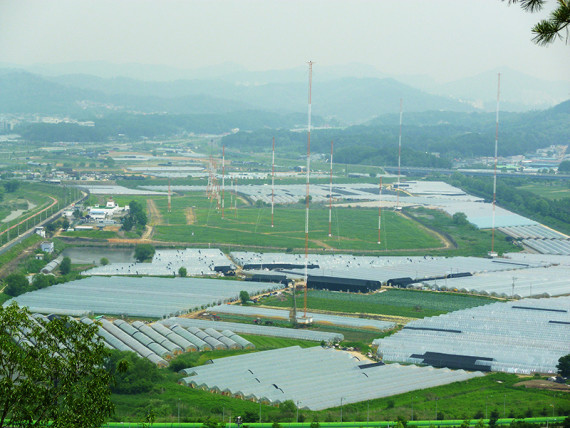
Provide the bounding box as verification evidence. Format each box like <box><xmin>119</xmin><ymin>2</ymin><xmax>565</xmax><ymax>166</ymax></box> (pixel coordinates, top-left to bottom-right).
<box><xmin>0</xmin><ymin>69</ymin><xmax>475</xmax><ymax>124</ymax></box>
<box><xmin>1</xmin><ymin>61</ymin><xmax>567</xmax><ymax>116</ymax></box>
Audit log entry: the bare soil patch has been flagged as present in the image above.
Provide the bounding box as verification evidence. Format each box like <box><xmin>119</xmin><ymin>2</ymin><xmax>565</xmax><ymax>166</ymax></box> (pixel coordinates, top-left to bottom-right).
<box><xmin>514</xmin><ymin>379</ymin><xmax>570</xmax><ymax>392</ymax></box>
<box><xmin>146</xmin><ymin>199</ymin><xmax>163</xmax><ymax>226</ymax></box>
<box><xmin>185</xmin><ymin>207</ymin><xmax>196</xmax><ymax>225</ymax></box>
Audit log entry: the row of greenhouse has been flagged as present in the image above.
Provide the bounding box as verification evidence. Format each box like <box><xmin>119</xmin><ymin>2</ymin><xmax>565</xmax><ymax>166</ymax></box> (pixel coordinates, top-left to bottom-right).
<box><xmin>81</xmin><ymin>317</ymin><xmax>254</xmax><ymax>367</ymax></box>
<box><xmin>179</xmin><ymin>346</ymin><xmax>484</xmax><ymax>410</ymax></box>
<box><xmin>499</xmin><ymin>224</ymin><xmax>568</xmax><ymax>240</ymax></box>
<box><xmin>522</xmin><ymin>238</ymin><xmax>570</xmax><ymax>256</ymax></box>
<box><xmin>373</xmin><ymin>296</ymin><xmax>570</xmax><ymax>374</ymax></box>
<box><xmin>423</xmin><ymin>264</ymin><xmax>570</xmax><ymax>298</ymax></box>
<box><xmin>161</xmin><ymin>317</ymin><xmax>344</xmax><ymax>343</ymax></box>
<box><xmin>84</xmin><ymin>248</ymin><xmax>235</xmax><ymax>277</ymax></box>
<box><xmin>5</xmin><ymin>276</ymin><xmax>285</xmax><ymax>318</ymax></box>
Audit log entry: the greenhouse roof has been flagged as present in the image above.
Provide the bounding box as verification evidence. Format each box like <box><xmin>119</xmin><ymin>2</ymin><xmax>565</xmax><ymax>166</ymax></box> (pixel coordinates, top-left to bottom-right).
<box><xmin>422</xmin><ymin>265</ymin><xmax>570</xmax><ymax>298</ymax></box>
<box><xmin>84</xmin><ymin>248</ymin><xmax>234</xmax><ymax>277</ymax></box>
<box><xmin>373</xmin><ymin>296</ymin><xmax>570</xmax><ymax>374</ymax></box>
<box><xmin>5</xmin><ymin>277</ymin><xmax>284</xmax><ymax>318</ymax></box>
<box><xmin>232</xmin><ymin>252</ymin><xmax>549</xmax><ymax>284</ymax></box>
<box><xmin>161</xmin><ymin>317</ymin><xmax>344</xmax><ymax>342</ymax></box>
<box><xmin>180</xmin><ymin>346</ymin><xmax>483</xmax><ymax>410</ymax></box>
<box><xmin>206</xmin><ymin>304</ymin><xmax>395</xmax><ymax>330</ymax></box>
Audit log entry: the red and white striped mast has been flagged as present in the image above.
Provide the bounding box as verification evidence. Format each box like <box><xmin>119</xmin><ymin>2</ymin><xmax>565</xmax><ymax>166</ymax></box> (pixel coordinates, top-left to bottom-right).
<box><xmin>328</xmin><ymin>140</ymin><xmax>333</xmax><ymax>237</ymax></box>
<box><xmin>378</xmin><ymin>176</ymin><xmax>382</xmax><ymax>244</ymax></box>
<box><xmin>303</xmin><ymin>60</ymin><xmax>313</xmax><ymax>319</ymax></box>
<box><xmin>168</xmin><ymin>178</ymin><xmax>172</xmax><ymax>213</ymax></box>
<box><xmin>396</xmin><ymin>98</ymin><xmax>403</xmax><ymax>210</ymax></box>
<box><xmin>234</xmin><ymin>177</ymin><xmax>238</xmax><ymax>217</ymax></box>
<box><xmin>491</xmin><ymin>73</ymin><xmax>501</xmax><ymax>256</ymax></box>
<box><xmin>271</xmin><ymin>136</ymin><xmax>275</xmax><ymax>228</ymax></box>
<box><xmin>221</xmin><ymin>145</ymin><xmax>225</xmax><ymax>219</ymax></box>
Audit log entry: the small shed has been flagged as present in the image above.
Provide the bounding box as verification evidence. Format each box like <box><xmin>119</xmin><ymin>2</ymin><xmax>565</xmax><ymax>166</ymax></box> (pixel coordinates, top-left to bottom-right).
<box><xmin>40</xmin><ymin>241</ymin><xmax>54</xmax><ymax>253</ymax></box>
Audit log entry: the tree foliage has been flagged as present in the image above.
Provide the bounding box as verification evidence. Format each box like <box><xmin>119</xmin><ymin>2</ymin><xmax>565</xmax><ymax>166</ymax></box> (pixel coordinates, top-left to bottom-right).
<box><xmin>178</xmin><ymin>266</ymin><xmax>187</xmax><ymax>277</ymax></box>
<box><xmin>0</xmin><ymin>303</ymin><xmax>113</xmax><ymax>428</ymax></box>
<box><xmin>134</xmin><ymin>244</ymin><xmax>155</xmax><ymax>262</ymax></box>
<box><xmin>121</xmin><ymin>200</ymin><xmax>148</xmax><ymax>232</ymax></box>
<box><xmin>558</xmin><ymin>160</ymin><xmax>570</xmax><ymax>173</ymax></box>
<box><xmin>240</xmin><ymin>290</ymin><xmax>250</xmax><ymax>304</ymax></box>
<box><xmin>2</xmin><ymin>180</ymin><xmax>20</xmax><ymax>193</ymax></box>
<box><xmin>105</xmin><ymin>350</ymin><xmax>162</xmax><ymax>395</ymax></box>
<box><xmin>504</xmin><ymin>0</ymin><xmax>570</xmax><ymax>45</ymax></box>
<box><xmin>557</xmin><ymin>354</ymin><xmax>570</xmax><ymax>377</ymax></box>
<box><xmin>452</xmin><ymin>212</ymin><xmax>470</xmax><ymax>226</ymax></box>
<box><xmin>3</xmin><ymin>273</ymin><xmax>30</xmax><ymax>297</ymax></box>
<box><xmin>59</xmin><ymin>256</ymin><xmax>72</xmax><ymax>275</ymax></box>
<box><xmin>489</xmin><ymin>409</ymin><xmax>500</xmax><ymax>428</ymax></box>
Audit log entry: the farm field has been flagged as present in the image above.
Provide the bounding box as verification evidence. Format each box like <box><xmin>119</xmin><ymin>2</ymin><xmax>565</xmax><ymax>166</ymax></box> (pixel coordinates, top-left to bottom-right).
<box><xmin>516</xmin><ymin>182</ymin><xmax>570</xmax><ymax>200</ymax></box>
<box><xmin>260</xmin><ymin>289</ymin><xmax>496</xmax><ymax>319</ymax></box>
<box><xmin>152</xmin><ymin>195</ymin><xmax>442</xmax><ymax>252</ymax></box>
<box><xmin>406</xmin><ymin>208</ymin><xmax>519</xmax><ymax>257</ymax></box>
<box><xmin>98</xmin><ymin>192</ymin><xmax>441</xmax><ymax>252</ymax></box>
<box><xmin>84</xmin><ymin>191</ymin><xmax>522</xmax><ymax>256</ymax></box>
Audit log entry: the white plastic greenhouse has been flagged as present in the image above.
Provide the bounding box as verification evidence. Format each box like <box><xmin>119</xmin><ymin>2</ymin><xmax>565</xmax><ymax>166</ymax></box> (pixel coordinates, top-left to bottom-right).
<box><xmin>373</xmin><ymin>296</ymin><xmax>570</xmax><ymax>374</ymax></box>
<box><xmin>179</xmin><ymin>346</ymin><xmax>483</xmax><ymax>410</ymax></box>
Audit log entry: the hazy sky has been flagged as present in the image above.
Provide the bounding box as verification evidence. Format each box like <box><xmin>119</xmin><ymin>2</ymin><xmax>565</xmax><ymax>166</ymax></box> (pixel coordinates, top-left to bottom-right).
<box><xmin>1</xmin><ymin>0</ymin><xmax>569</xmax><ymax>82</ymax></box>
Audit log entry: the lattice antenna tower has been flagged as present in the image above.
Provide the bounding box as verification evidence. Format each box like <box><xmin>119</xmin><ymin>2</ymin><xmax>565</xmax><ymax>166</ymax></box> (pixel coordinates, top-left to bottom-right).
<box><xmin>396</xmin><ymin>98</ymin><xmax>403</xmax><ymax>210</ymax></box>
<box><xmin>271</xmin><ymin>136</ymin><xmax>275</xmax><ymax>228</ymax></box>
<box><xmin>491</xmin><ymin>73</ymin><xmax>501</xmax><ymax>256</ymax></box>
<box><xmin>378</xmin><ymin>176</ymin><xmax>382</xmax><ymax>244</ymax></box>
<box><xmin>328</xmin><ymin>140</ymin><xmax>333</xmax><ymax>237</ymax></box>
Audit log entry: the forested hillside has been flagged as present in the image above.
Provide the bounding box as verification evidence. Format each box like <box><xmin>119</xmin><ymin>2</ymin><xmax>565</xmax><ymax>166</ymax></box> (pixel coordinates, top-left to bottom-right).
<box><xmin>221</xmin><ymin>100</ymin><xmax>569</xmax><ymax>166</ymax></box>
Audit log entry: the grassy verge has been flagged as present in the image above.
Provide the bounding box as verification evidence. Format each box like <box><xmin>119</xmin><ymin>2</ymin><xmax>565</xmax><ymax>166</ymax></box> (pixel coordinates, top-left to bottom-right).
<box><xmin>0</xmin><ymin>234</ymin><xmax>43</xmax><ymax>271</ymax></box>
<box><xmin>405</xmin><ymin>207</ymin><xmax>520</xmax><ymax>257</ymax></box>
<box><xmin>61</xmin><ymin>230</ymin><xmax>119</xmax><ymax>239</ymax></box>
<box><xmin>517</xmin><ymin>182</ymin><xmax>570</xmax><ymax>201</ymax></box>
<box><xmin>154</xmin><ymin>201</ymin><xmax>441</xmax><ymax>252</ymax></box>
